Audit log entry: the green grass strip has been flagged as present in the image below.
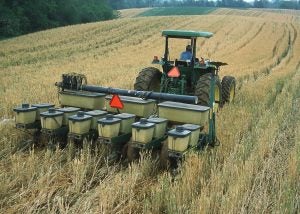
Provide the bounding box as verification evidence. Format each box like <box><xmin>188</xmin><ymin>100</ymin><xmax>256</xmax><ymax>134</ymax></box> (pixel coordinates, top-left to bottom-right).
<box><xmin>137</xmin><ymin>7</ymin><xmax>216</xmax><ymax>17</ymax></box>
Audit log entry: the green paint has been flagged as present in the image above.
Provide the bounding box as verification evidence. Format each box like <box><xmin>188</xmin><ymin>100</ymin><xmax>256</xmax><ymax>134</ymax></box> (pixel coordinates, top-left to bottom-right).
<box><xmin>137</xmin><ymin>7</ymin><xmax>216</xmax><ymax>17</ymax></box>
<box><xmin>154</xmin><ymin>29</ymin><xmax>219</xmax><ymax>146</ymax></box>
<box><xmin>162</xmin><ymin>30</ymin><xmax>213</xmax><ymax>38</ymax></box>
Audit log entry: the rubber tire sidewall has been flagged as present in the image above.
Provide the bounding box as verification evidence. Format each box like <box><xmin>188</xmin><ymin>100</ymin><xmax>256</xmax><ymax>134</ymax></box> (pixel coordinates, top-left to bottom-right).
<box><xmin>221</xmin><ymin>76</ymin><xmax>236</xmax><ymax>104</ymax></box>
<box><xmin>194</xmin><ymin>73</ymin><xmax>222</xmax><ymax>109</ymax></box>
<box><xmin>134</xmin><ymin>67</ymin><xmax>162</xmax><ymax>91</ymax></box>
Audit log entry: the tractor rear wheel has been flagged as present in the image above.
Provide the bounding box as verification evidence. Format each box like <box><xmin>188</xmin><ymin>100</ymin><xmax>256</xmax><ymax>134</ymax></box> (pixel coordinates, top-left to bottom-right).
<box><xmin>221</xmin><ymin>76</ymin><xmax>236</xmax><ymax>104</ymax></box>
<box><xmin>194</xmin><ymin>73</ymin><xmax>222</xmax><ymax>110</ymax></box>
<box><xmin>134</xmin><ymin>67</ymin><xmax>162</xmax><ymax>91</ymax></box>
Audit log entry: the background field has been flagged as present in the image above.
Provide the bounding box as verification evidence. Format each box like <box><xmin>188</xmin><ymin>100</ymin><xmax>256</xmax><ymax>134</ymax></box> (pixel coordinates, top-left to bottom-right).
<box><xmin>0</xmin><ymin>8</ymin><xmax>299</xmax><ymax>213</ymax></box>
<box><xmin>136</xmin><ymin>7</ymin><xmax>216</xmax><ymax>16</ymax></box>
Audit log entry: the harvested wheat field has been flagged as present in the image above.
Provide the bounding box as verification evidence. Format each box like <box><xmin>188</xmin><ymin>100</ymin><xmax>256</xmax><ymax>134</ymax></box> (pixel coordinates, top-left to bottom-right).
<box><xmin>0</xmin><ymin>8</ymin><xmax>299</xmax><ymax>213</ymax></box>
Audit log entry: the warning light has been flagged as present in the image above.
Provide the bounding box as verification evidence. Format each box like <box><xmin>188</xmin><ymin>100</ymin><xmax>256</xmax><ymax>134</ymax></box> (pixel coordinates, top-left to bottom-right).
<box><xmin>168</xmin><ymin>67</ymin><xmax>180</xmax><ymax>78</ymax></box>
<box><xmin>110</xmin><ymin>94</ymin><xmax>124</xmax><ymax>109</ymax></box>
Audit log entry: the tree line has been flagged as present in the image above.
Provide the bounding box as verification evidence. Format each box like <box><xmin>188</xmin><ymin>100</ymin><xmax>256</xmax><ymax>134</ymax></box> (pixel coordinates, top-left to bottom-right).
<box><xmin>1</xmin><ymin>0</ymin><xmax>299</xmax><ymax>39</ymax></box>
<box><xmin>0</xmin><ymin>0</ymin><xmax>115</xmax><ymax>38</ymax></box>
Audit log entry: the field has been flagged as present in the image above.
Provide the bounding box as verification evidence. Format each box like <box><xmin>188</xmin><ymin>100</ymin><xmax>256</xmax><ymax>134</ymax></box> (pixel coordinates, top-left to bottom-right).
<box><xmin>137</xmin><ymin>7</ymin><xmax>216</xmax><ymax>16</ymax></box>
<box><xmin>0</xmin><ymin>8</ymin><xmax>299</xmax><ymax>213</ymax></box>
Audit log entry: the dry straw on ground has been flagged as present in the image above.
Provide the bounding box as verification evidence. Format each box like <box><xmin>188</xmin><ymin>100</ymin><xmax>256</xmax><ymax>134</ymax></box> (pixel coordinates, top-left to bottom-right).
<box><xmin>0</xmin><ymin>8</ymin><xmax>299</xmax><ymax>213</ymax></box>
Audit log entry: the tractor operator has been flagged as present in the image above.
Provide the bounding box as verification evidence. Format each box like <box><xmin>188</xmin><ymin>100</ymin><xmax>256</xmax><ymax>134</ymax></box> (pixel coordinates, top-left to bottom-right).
<box><xmin>180</xmin><ymin>44</ymin><xmax>193</xmax><ymax>61</ymax></box>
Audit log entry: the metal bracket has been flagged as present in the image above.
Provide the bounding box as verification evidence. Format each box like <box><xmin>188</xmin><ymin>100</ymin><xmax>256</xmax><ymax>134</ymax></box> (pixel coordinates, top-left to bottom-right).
<box><xmin>16</xmin><ymin>121</ymin><xmax>41</xmax><ymax>130</ymax></box>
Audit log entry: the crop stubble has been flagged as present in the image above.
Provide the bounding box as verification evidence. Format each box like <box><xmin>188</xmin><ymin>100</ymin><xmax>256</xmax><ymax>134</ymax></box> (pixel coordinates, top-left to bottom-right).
<box><xmin>0</xmin><ymin>8</ymin><xmax>299</xmax><ymax>213</ymax></box>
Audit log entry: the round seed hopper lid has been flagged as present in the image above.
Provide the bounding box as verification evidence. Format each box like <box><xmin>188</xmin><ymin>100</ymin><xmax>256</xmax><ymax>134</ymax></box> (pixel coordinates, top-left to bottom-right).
<box><xmin>115</xmin><ymin>113</ymin><xmax>136</xmax><ymax>119</ymax></box>
<box><xmin>69</xmin><ymin>111</ymin><xmax>92</xmax><ymax>121</ymax></box>
<box><xmin>182</xmin><ymin>124</ymin><xmax>201</xmax><ymax>131</ymax></box>
<box><xmin>32</xmin><ymin>103</ymin><xmax>55</xmax><ymax>108</ymax></box>
<box><xmin>40</xmin><ymin>108</ymin><xmax>64</xmax><ymax>117</ymax></box>
<box><xmin>147</xmin><ymin>117</ymin><xmax>168</xmax><ymax>124</ymax></box>
<box><xmin>98</xmin><ymin>114</ymin><xmax>121</xmax><ymax>125</ymax></box>
<box><xmin>85</xmin><ymin>110</ymin><xmax>107</xmax><ymax>117</ymax></box>
<box><xmin>13</xmin><ymin>103</ymin><xmax>37</xmax><ymax>112</ymax></box>
<box><xmin>132</xmin><ymin>118</ymin><xmax>155</xmax><ymax>129</ymax></box>
<box><xmin>168</xmin><ymin>126</ymin><xmax>191</xmax><ymax>137</ymax></box>
<box><xmin>57</xmin><ymin>107</ymin><xmax>80</xmax><ymax>113</ymax></box>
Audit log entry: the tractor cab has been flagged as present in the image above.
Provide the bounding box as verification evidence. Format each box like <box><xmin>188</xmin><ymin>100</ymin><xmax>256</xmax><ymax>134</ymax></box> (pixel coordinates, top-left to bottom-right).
<box><xmin>160</xmin><ymin>30</ymin><xmax>213</xmax><ymax>68</ymax></box>
<box><xmin>153</xmin><ymin>30</ymin><xmax>216</xmax><ymax>96</ymax></box>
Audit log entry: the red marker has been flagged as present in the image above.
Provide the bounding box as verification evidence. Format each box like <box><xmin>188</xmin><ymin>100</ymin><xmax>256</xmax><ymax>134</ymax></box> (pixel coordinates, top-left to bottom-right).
<box><xmin>110</xmin><ymin>94</ymin><xmax>124</xmax><ymax>109</ymax></box>
<box><xmin>168</xmin><ymin>67</ymin><xmax>180</xmax><ymax>78</ymax></box>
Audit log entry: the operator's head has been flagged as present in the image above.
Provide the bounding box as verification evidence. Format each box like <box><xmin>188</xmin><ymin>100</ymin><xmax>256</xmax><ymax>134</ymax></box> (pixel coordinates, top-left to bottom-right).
<box><xmin>186</xmin><ymin>45</ymin><xmax>192</xmax><ymax>52</ymax></box>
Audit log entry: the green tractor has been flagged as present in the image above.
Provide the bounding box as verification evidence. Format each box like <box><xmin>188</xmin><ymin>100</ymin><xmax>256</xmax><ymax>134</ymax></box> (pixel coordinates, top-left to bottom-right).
<box><xmin>134</xmin><ymin>30</ymin><xmax>236</xmax><ymax>109</ymax></box>
<box><xmin>12</xmin><ymin>30</ymin><xmax>237</xmax><ymax>170</ymax></box>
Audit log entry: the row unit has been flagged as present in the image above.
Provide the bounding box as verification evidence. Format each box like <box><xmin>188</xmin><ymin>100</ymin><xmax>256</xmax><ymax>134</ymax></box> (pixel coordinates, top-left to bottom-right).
<box><xmin>59</xmin><ymin>91</ymin><xmax>210</xmax><ymax>126</ymax></box>
<box><xmin>13</xmin><ymin>103</ymin><xmax>202</xmax><ymax>152</ymax></box>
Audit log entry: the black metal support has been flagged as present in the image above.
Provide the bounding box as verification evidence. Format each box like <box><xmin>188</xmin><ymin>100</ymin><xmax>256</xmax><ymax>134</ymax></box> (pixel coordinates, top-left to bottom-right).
<box><xmin>131</xmin><ymin>135</ymin><xmax>167</xmax><ymax>150</ymax></box>
<box><xmin>164</xmin><ymin>36</ymin><xmax>169</xmax><ymax>61</ymax></box>
<box><xmin>98</xmin><ymin>133</ymin><xmax>132</xmax><ymax>145</ymax></box>
<box><xmin>82</xmin><ymin>85</ymin><xmax>198</xmax><ymax>104</ymax></box>
<box><xmin>56</xmin><ymin>76</ymin><xmax>198</xmax><ymax>104</ymax></box>
<box><xmin>16</xmin><ymin>121</ymin><xmax>41</xmax><ymax>130</ymax></box>
<box><xmin>41</xmin><ymin>126</ymin><xmax>68</xmax><ymax>137</ymax></box>
<box><xmin>68</xmin><ymin>130</ymin><xmax>97</xmax><ymax>141</ymax></box>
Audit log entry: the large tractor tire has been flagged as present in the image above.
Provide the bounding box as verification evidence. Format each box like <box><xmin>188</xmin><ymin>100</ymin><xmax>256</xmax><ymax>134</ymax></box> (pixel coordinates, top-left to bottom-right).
<box><xmin>134</xmin><ymin>67</ymin><xmax>162</xmax><ymax>92</ymax></box>
<box><xmin>194</xmin><ymin>73</ymin><xmax>222</xmax><ymax>110</ymax></box>
<box><xmin>221</xmin><ymin>76</ymin><xmax>236</xmax><ymax>104</ymax></box>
